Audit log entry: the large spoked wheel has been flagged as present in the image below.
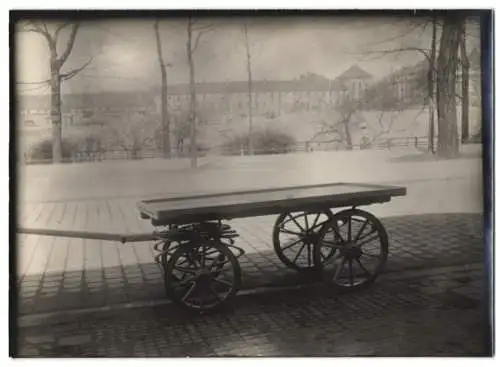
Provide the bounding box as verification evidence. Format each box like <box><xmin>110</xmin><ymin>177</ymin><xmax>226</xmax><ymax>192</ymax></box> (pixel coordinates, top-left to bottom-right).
<box><xmin>273</xmin><ymin>210</ymin><xmax>336</xmax><ymax>272</ymax></box>
<box><xmin>164</xmin><ymin>241</ymin><xmax>242</xmax><ymax>312</ymax></box>
<box><xmin>314</xmin><ymin>208</ymin><xmax>389</xmax><ymax>292</ymax></box>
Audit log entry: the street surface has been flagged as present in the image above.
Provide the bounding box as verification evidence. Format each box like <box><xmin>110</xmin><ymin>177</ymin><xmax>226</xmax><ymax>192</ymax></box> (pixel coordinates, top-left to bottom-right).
<box><xmin>17</xmin><ymin>264</ymin><xmax>490</xmax><ymax>357</ymax></box>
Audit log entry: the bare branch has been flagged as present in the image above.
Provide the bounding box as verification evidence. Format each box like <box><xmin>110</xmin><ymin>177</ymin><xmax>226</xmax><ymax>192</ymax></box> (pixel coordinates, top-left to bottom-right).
<box><xmin>191</xmin><ymin>21</ymin><xmax>216</xmax><ymax>32</ymax></box>
<box><xmin>191</xmin><ymin>25</ymin><xmax>215</xmax><ymax>53</ymax></box>
<box><xmin>57</xmin><ymin>23</ymin><xmax>80</xmax><ymax>67</ymax></box>
<box><xmin>60</xmin><ymin>57</ymin><xmax>94</xmax><ymax>81</ymax></box>
<box><xmin>41</xmin><ymin>21</ymin><xmax>50</xmax><ymax>35</ymax></box>
<box><xmin>54</xmin><ymin>22</ymin><xmax>72</xmax><ymax>43</ymax></box>
<box><xmin>19</xmin><ymin>20</ymin><xmax>54</xmax><ymax>48</ymax></box>
<box><xmin>16</xmin><ymin>78</ymin><xmax>51</xmax><ymax>85</ymax></box>
<box><xmin>154</xmin><ymin>19</ymin><xmax>166</xmax><ymax>68</ymax></box>
<box><xmin>363</xmin><ymin>47</ymin><xmax>432</xmax><ymax>63</ymax></box>
<box><xmin>363</xmin><ymin>21</ymin><xmax>429</xmax><ymax>48</ymax></box>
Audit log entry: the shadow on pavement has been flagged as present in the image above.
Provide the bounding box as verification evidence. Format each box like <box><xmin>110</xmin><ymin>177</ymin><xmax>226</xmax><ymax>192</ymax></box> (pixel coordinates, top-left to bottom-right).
<box><xmin>18</xmin><ymin>213</ymin><xmax>485</xmax><ymax>316</ymax></box>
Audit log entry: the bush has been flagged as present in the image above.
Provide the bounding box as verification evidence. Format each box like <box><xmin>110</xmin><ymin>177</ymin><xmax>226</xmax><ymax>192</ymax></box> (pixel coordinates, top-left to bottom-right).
<box><xmin>28</xmin><ymin>134</ymin><xmax>104</xmax><ymax>162</ymax></box>
<box><xmin>223</xmin><ymin>128</ymin><xmax>296</xmax><ymax>155</ymax></box>
<box><xmin>29</xmin><ymin>138</ymin><xmax>78</xmax><ymax>161</ymax></box>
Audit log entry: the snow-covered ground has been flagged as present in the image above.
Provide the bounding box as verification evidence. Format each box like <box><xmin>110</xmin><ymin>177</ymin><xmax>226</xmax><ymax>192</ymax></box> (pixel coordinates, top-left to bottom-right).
<box><xmin>18</xmin><ymin>145</ymin><xmax>483</xmax><ymax>218</ymax></box>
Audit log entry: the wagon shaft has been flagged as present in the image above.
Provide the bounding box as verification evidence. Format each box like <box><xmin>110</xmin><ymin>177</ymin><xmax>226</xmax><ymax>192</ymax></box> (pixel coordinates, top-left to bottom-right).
<box><xmin>16</xmin><ymin>228</ymin><xmax>159</xmax><ymax>244</ymax></box>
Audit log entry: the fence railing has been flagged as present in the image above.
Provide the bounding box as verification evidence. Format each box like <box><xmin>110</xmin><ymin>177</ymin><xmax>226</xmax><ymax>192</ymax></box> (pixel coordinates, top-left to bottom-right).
<box><xmin>21</xmin><ymin>135</ymin><xmax>446</xmax><ymax>165</ymax></box>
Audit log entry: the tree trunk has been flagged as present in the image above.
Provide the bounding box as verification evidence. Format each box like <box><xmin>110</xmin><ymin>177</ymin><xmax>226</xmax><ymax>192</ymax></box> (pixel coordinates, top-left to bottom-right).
<box><xmin>154</xmin><ymin>20</ymin><xmax>171</xmax><ymax>158</ymax></box>
<box><xmin>436</xmin><ymin>17</ymin><xmax>461</xmax><ymax>158</ymax></box>
<box><xmin>187</xmin><ymin>19</ymin><xmax>198</xmax><ymax>168</ymax></box>
<box><xmin>427</xmin><ymin>18</ymin><xmax>437</xmax><ymax>153</ymax></box>
<box><xmin>159</xmin><ymin>65</ymin><xmax>170</xmax><ymax>157</ymax></box>
<box><xmin>50</xmin><ymin>62</ymin><xmax>62</xmax><ymax>163</ymax></box>
<box><xmin>244</xmin><ymin>24</ymin><xmax>254</xmax><ymax>155</ymax></box>
<box><xmin>342</xmin><ymin>121</ymin><xmax>353</xmax><ymax>150</ymax></box>
<box><xmin>459</xmin><ymin>20</ymin><xmax>470</xmax><ymax>144</ymax></box>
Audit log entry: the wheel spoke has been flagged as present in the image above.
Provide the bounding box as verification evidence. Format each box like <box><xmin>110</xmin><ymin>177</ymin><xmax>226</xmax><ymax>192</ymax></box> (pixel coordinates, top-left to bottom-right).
<box><xmin>209</xmin><ymin>256</ymin><xmax>228</xmax><ymax>271</ymax></box>
<box><xmin>181</xmin><ymin>282</ymin><xmax>197</xmax><ymax>302</ymax></box>
<box><xmin>213</xmin><ymin>278</ymin><xmax>233</xmax><ymax>289</ymax></box>
<box><xmin>323</xmin><ymin>250</ymin><xmax>342</xmax><ymax>267</ymax></box>
<box><xmin>310</xmin><ymin>221</ymin><xmax>328</xmax><ymax>232</ymax></box>
<box><xmin>356</xmin><ymin>258</ymin><xmax>371</xmax><ymax>277</ymax></box>
<box><xmin>173</xmin><ymin>276</ymin><xmax>196</xmax><ymax>287</ymax></box>
<box><xmin>311</xmin><ymin>213</ymin><xmax>321</xmax><ymax>230</ymax></box>
<box><xmin>205</xmin><ymin>249</ymin><xmax>219</xmax><ymax>256</ymax></box>
<box><xmin>201</xmin><ymin>245</ymin><xmax>206</xmax><ymax>267</ymax></box>
<box><xmin>279</xmin><ymin>228</ymin><xmax>303</xmax><ymax>236</ymax></box>
<box><xmin>208</xmin><ymin>284</ymin><xmax>222</xmax><ymax>300</ymax></box>
<box><xmin>330</xmin><ymin>223</ymin><xmax>347</xmax><ymax>245</ymax></box>
<box><xmin>288</xmin><ymin>214</ymin><xmax>306</xmax><ymax>233</ymax></box>
<box><xmin>281</xmin><ymin>238</ymin><xmax>304</xmax><ymax>252</ymax></box>
<box><xmin>332</xmin><ymin>258</ymin><xmax>346</xmax><ymax>282</ymax></box>
<box><xmin>355</xmin><ymin>234</ymin><xmax>379</xmax><ymax>248</ymax></box>
<box><xmin>184</xmin><ymin>252</ymin><xmax>201</xmax><ymax>269</ymax></box>
<box><xmin>173</xmin><ymin>265</ymin><xmax>196</xmax><ymax>275</ymax></box>
<box><xmin>304</xmin><ymin>214</ymin><xmax>309</xmax><ymax>231</ymax></box>
<box><xmin>361</xmin><ymin>251</ymin><xmax>380</xmax><ymax>259</ymax></box>
<box><xmin>292</xmin><ymin>242</ymin><xmax>307</xmax><ymax>264</ymax></box>
<box><xmin>348</xmin><ymin>217</ymin><xmax>352</xmax><ymax>242</ymax></box>
<box><xmin>319</xmin><ymin>238</ymin><xmax>343</xmax><ymax>250</ymax></box>
<box><xmin>307</xmin><ymin>243</ymin><xmax>312</xmax><ymax>267</ymax></box>
<box><xmin>348</xmin><ymin>259</ymin><xmax>354</xmax><ymax>286</ymax></box>
<box><xmin>356</xmin><ymin>230</ymin><xmax>378</xmax><ymax>243</ymax></box>
<box><xmin>353</xmin><ymin>219</ymin><xmax>369</xmax><ymax>243</ymax></box>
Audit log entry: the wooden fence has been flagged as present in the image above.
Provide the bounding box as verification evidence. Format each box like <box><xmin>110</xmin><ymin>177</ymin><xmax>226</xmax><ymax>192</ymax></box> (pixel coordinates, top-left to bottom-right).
<box><xmin>22</xmin><ymin>135</ymin><xmax>439</xmax><ymax>165</ymax></box>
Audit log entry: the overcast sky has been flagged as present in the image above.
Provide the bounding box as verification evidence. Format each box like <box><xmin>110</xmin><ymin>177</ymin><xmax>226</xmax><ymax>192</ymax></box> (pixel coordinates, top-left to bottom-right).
<box><xmin>15</xmin><ymin>15</ymin><xmax>481</xmax><ymax>95</ymax></box>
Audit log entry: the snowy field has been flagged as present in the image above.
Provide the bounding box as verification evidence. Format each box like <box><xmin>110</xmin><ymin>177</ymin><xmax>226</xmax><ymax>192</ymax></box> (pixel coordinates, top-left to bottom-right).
<box><xmin>17</xmin><ymin>145</ymin><xmax>483</xmax><ymax>216</ymax></box>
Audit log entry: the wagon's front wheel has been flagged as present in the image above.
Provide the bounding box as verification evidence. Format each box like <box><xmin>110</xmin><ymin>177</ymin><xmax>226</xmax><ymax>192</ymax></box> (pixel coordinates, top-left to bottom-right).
<box><xmin>164</xmin><ymin>241</ymin><xmax>242</xmax><ymax>312</ymax></box>
<box><xmin>314</xmin><ymin>208</ymin><xmax>389</xmax><ymax>291</ymax></box>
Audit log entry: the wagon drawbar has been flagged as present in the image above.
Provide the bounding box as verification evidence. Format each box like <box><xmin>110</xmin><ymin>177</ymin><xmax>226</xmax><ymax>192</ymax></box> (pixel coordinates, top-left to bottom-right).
<box><xmin>17</xmin><ymin>182</ymin><xmax>406</xmax><ymax>313</ymax></box>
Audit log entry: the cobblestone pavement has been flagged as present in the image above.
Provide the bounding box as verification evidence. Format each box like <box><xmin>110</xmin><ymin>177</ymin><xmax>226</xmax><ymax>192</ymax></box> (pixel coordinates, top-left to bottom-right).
<box><xmin>14</xmin><ymin>263</ymin><xmax>491</xmax><ymax>357</ymax></box>
<box><xmin>16</xmin><ymin>213</ymin><xmax>484</xmax><ymax>315</ymax></box>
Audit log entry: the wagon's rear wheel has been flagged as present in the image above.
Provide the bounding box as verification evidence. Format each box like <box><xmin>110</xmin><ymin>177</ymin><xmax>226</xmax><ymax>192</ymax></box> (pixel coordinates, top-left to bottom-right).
<box><xmin>314</xmin><ymin>208</ymin><xmax>389</xmax><ymax>291</ymax></box>
<box><xmin>273</xmin><ymin>210</ymin><xmax>336</xmax><ymax>272</ymax></box>
<box><xmin>164</xmin><ymin>241</ymin><xmax>241</xmax><ymax>312</ymax></box>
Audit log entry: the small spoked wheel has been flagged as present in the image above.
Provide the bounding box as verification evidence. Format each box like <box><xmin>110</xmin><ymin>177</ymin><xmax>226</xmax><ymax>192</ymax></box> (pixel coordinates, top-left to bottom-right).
<box><xmin>273</xmin><ymin>210</ymin><xmax>336</xmax><ymax>272</ymax></box>
<box><xmin>314</xmin><ymin>208</ymin><xmax>389</xmax><ymax>291</ymax></box>
<box><xmin>164</xmin><ymin>241</ymin><xmax>242</xmax><ymax>312</ymax></box>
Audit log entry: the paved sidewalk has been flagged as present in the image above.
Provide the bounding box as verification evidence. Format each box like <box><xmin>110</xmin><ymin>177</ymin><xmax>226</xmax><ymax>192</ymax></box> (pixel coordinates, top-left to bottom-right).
<box><xmin>16</xmin><ymin>212</ymin><xmax>484</xmax><ymax>315</ymax></box>
<box><xmin>14</xmin><ymin>263</ymin><xmax>491</xmax><ymax>357</ymax></box>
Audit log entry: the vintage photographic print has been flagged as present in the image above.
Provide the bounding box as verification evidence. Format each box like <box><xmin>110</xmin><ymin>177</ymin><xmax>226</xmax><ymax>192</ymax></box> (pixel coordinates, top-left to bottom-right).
<box><xmin>11</xmin><ymin>10</ymin><xmax>493</xmax><ymax>357</ymax></box>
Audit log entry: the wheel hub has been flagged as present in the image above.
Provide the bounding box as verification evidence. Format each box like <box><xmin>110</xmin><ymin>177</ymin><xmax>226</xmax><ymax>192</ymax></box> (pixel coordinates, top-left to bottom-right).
<box><xmin>195</xmin><ymin>272</ymin><xmax>213</xmax><ymax>288</ymax></box>
<box><xmin>301</xmin><ymin>231</ymin><xmax>320</xmax><ymax>245</ymax></box>
<box><xmin>342</xmin><ymin>247</ymin><xmax>362</xmax><ymax>260</ymax></box>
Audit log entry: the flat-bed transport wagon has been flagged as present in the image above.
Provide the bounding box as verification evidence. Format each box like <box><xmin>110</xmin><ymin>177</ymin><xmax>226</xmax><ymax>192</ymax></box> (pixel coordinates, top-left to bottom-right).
<box><xmin>18</xmin><ymin>182</ymin><xmax>406</xmax><ymax>312</ymax></box>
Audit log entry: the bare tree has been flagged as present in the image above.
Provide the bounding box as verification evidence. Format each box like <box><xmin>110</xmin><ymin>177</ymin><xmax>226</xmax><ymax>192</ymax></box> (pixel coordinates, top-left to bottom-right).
<box><xmin>18</xmin><ymin>20</ymin><xmax>93</xmax><ymax>163</ymax></box>
<box><xmin>243</xmin><ymin>23</ymin><xmax>254</xmax><ymax>155</ymax></box>
<box><xmin>436</xmin><ymin>15</ymin><xmax>462</xmax><ymax>158</ymax></box>
<box><xmin>154</xmin><ymin>19</ymin><xmax>171</xmax><ymax>158</ymax></box>
<box><xmin>106</xmin><ymin>114</ymin><xmax>156</xmax><ymax>160</ymax></box>
<box><xmin>359</xmin><ymin>18</ymin><xmax>439</xmax><ymax>153</ymax></box>
<box><xmin>312</xmin><ymin>95</ymin><xmax>362</xmax><ymax>150</ymax></box>
<box><xmin>359</xmin><ymin>15</ymin><xmax>474</xmax><ymax>157</ymax></box>
<box><xmin>169</xmin><ymin>109</ymin><xmax>191</xmax><ymax>156</ymax></box>
<box><xmin>186</xmin><ymin>18</ymin><xmax>215</xmax><ymax>168</ymax></box>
